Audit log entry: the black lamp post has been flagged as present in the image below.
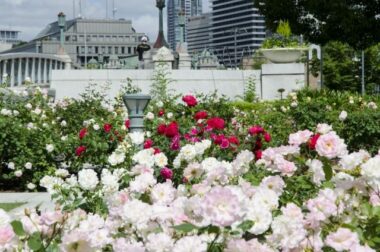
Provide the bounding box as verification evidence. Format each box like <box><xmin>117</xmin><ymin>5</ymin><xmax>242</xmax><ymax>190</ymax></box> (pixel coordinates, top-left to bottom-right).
<box><xmin>153</xmin><ymin>0</ymin><xmax>169</xmax><ymax>49</ymax></box>
<box><xmin>122</xmin><ymin>94</ymin><xmax>151</xmax><ymax>132</ymax></box>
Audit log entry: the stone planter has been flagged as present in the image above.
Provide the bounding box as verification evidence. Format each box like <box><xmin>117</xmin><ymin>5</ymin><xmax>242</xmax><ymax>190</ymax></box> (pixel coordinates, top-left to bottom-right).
<box><xmin>261</xmin><ymin>48</ymin><xmax>307</xmax><ymax>63</ymax></box>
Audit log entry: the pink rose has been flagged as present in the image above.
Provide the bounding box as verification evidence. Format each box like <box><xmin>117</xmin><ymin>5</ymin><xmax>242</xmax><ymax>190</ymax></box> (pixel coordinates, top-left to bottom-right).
<box><xmin>160</xmin><ymin>167</ymin><xmax>173</xmax><ymax>180</ymax></box>
<box><xmin>288</xmin><ymin>130</ymin><xmax>313</xmax><ymax>146</ymax></box>
<box><xmin>325</xmin><ymin>228</ymin><xmax>359</xmax><ymax>251</ymax></box>
<box><xmin>0</xmin><ymin>226</ymin><xmax>15</xmax><ymax>245</ymax></box>
<box><xmin>316</xmin><ymin>131</ymin><xmax>347</xmax><ymax>159</ymax></box>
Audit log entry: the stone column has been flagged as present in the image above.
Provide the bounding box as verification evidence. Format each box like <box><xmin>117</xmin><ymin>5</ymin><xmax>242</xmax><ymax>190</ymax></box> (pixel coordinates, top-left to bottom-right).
<box><xmin>25</xmin><ymin>58</ymin><xmax>29</xmax><ymax>81</ymax></box>
<box><xmin>17</xmin><ymin>59</ymin><xmax>22</xmax><ymax>86</ymax></box>
<box><xmin>37</xmin><ymin>58</ymin><xmax>42</xmax><ymax>84</ymax></box>
<box><xmin>31</xmin><ymin>58</ymin><xmax>36</xmax><ymax>83</ymax></box>
<box><xmin>10</xmin><ymin>59</ymin><xmax>15</xmax><ymax>87</ymax></box>
<box><xmin>2</xmin><ymin>60</ymin><xmax>6</xmax><ymax>78</ymax></box>
<box><xmin>54</xmin><ymin>60</ymin><xmax>57</xmax><ymax>70</ymax></box>
<box><xmin>49</xmin><ymin>59</ymin><xmax>53</xmax><ymax>84</ymax></box>
<box><xmin>43</xmin><ymin>59</ymin><xmax>48</xmax><ymax>84</ymax></box>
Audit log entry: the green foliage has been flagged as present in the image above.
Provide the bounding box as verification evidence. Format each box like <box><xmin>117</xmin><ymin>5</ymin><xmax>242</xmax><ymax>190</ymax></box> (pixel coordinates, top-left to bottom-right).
<box><xmin>150</xmin><ymin>63</ymin><xmax>174</xmax><ymax>101</ymax></box>
<box><xmin>261</xmin><ymin>20</ymin><xmax>305</xmax><ymax>49</ymax></box>
<box><xmin>237</xmin><ymin>76</ymin><xmax>258</xmax><ymax>102</ymax></box>
<box><xmin>276</xmin><ymin>20</ymin><xmax>292</xmax><ymax>38</ymax></box>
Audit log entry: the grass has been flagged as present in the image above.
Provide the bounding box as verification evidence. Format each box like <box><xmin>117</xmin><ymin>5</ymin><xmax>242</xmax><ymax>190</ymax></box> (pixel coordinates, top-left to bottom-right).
<box><xmin>0</xmin><ymin>202</ymin><xmax>27</xmax><ymax>212</ymax></box>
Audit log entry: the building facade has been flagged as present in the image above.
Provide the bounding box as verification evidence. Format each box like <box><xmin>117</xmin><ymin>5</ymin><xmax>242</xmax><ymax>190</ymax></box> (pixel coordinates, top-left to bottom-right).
<box><xmin>4</xmin><ymin>18</ymin><xmax>144</xmax><ymax>67</ymax></box>
<box><xmin>187</xmin><ymin>13</ymin><xmax>211</xmax><ymax>55</ymax></box>
<box><xmin>210</xmin><ymin>0</ymin><xmax>266</xmax><ymax>68</ymax></box>
<box><xmin>167</xmin><ymin>0</ymin><xmax>202</xmax><ymax>51</ymax></box>
<box><xmin>0</xmin><ymin>30</ymin><xmax>21</xmax><ymax>53</ymax></box>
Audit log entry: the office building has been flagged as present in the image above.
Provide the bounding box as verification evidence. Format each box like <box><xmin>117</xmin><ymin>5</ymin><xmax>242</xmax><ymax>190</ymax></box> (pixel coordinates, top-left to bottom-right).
<box><xmin>187</xmin><ymin>13</ymin><xmax>211</xmax><ymax>54</ymax></box>
<box><xmin>211</xmin><ymin>0</ymin><xmax>266</xmax><ymax>68</ymax></box>
<box><xmin>0</xmin><ymin>30</ymin><xmax>21</xmax><ymax>52</ymax></box>
<box><xmin>167</xmin><ymin>0</ymin><xmax>202</xmax><ymax>50</ymax></box>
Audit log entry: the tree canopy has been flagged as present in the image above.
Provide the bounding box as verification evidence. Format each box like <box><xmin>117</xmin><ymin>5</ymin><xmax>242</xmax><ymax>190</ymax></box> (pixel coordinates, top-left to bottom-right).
<box><xmin>254</xmin><ymin>0</ymin><xmax>380</xmax><ymax>49</ymax></box>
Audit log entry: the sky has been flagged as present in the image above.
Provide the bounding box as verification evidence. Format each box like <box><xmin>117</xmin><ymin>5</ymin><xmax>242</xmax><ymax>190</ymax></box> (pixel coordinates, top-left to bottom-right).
<box><xmin>0</xmin><ymin>0</ymin><xmax>211</xmax><ymax>41</ymax></box>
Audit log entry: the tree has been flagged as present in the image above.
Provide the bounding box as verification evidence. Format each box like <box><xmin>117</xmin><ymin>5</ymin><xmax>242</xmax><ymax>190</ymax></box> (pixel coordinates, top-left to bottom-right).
<box><xmin>254</xmin><ymin>0</ymin><xmax>380</xmax><ymax>49</ymax></box>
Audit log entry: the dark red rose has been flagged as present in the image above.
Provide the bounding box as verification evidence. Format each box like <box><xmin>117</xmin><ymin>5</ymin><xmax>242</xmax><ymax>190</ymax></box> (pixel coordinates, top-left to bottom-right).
<box><xmin>154</xmin><ymin>148</ymin><xmax>161</xmax><ymax>154</ymax></box>
<box><xmin>309</xmin><ymin>134</ymin><xmax>321</xmax><ymax>150</ymax></box>
<box><xmin>158</xmin><ymin>109</ymin><xmax>165</xmax><ymax>117</ymax></box>
<box><xmin>79</xmin><ymin>128</ymin><xmax>87</xmax><ymax>140</ymax></box>
<box><xmin>194</xmin><ymin>111</ymin><xmax>208</xmax><ymax>121</ymax></box>
<box><xmin>75</xmin><ymin>146</ymin><xmax>86</xmax><ymax>156</ymax></box>
<box><xmin>124</xmin><ymin>120</ymin><xmax>130</xmax><ymax>129</ymax></box>
<box><xmin>170</xmin><ymin>135</ymin><xmax>181</xmax><ymax>150</ymax></box>
<box><xmin>144</xmin><ymin>139</ymin><xmax>153</xmax><ymax>149</ymax></box>
<box><xmin>207</xmin><ymin>117</ymin><xmax>225</xmax><ymax>130</ymax></box>
<box><xmin>264</xmin><ymin>132</ymin><xmax>271</xmax><ymax>142</ymax></box>
<box><xmin>104</xmin><ymin>123</ymin><xmax>112</xmax><ymax>133</ymax></box>
<box><xmin>248</xmin><ymin>125</ymin><xmax>264</xmax><ymax>135</ymax></box>
<box><xmin>228</xmin><ymin>136</ymin><xmax>239</xmax><ymax>145</ymax></box>
<box><xmin>255</xmin><ymin>150</ymin><xmax>262</xmax><ymax>160</ymax></box>
<box><xmin>157</xmin><ymin>124</ymin><xmax>167</xmax><ymax>135</ymax></box>
<box><xmin>214</xmin><ymin>134</ymin><xmax>225</xmax><ymax>145</ymax></box>
<box><xmin>182</xmin><ymin>177</ymin><xmax>189</xmax><ymax>184</ymax></box>
<box><xmin>255</xmin><ymin>139</ymin><xmax>263</xmax><ymax>150</ymax></box>
<box><xmin>182</xmin><ymin>95</ymin><xmax>198</xmax><ymax>107</ymax></box>
<box><xmin>160</xmin><ymin>167</ymin><xmax>173</xmax><ymax>180</ymax></box>
<box><xmin>165</xmin><ymin>121</ymin><xmax>179</xmax><ymax>138</ymax></box>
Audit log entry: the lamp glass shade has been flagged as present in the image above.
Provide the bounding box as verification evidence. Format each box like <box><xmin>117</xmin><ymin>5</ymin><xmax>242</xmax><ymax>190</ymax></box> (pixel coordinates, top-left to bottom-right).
<box><xmin>122</xmin><ymin>94</ymin><xmax>151</xmax><ymax>117</ymax></box>
<box><xmin>58</xmin><ymin>13</ymin><xmax>66</xmax><ymax>27</ymax></box>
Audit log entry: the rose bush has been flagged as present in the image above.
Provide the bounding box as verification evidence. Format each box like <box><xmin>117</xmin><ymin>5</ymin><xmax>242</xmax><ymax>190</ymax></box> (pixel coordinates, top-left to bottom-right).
<box><xmin>2</xmin><ymin>124</ymin><xmax>380</xmax><ymax>251</ymax></box>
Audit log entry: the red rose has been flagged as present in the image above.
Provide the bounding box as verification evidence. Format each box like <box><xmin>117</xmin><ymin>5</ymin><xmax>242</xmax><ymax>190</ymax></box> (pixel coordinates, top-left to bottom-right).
<box><xmin>182</xmin><ymin>95</ymin><xmax>198</xmax><ymax>107</ymax></box>
<box><xmin>214</xmin><ymin>134</ymin><xmax>225</xmax><ymax>145</ymax></box>
<box><xmin>160</xmin><ymin>167</ymin><xmax>173</xmax><ymax>180</ymax></box>
<box><xmin>228</xmin><ymin>136</ymin><xmax>240</xmax><ymax>145</ymax></box>
<box><xmin>255</xmin><ymin>150</ymin><xmax>262</xmax><ymax>160</ymax></box>
<box><xmin>79</xmin><ymin>128</ymin><xmax>87</xmax><ymax>140</ymax></box>
<box><xmin>158</xmin><ymin>109</ymin><xmax>165</xmax><ymax>117</ymax></box>
<box><xmin>248</xmin><ymin>125</ymin><xmax>264</xmax><ymax>135</ymax></box>
<box><xmin>75</xmin><ymin>146</ymin><xmax>86</xmax><ymax>156</ymax></box>
<box><xmin>125</xmin><ymin>120</ymin><xmax>130</xmax><ymax>129</ymax></box>
<box><xmin>165</xmin><ymin>121</ymin><xmax>179</xmax><ymax>138</ymax></box>
<box><xmin>157</xmin><ymin>124</ymin><xmax>167</xmax><ymax>135</ymax></box>
<box><xmin>255</xmin><ymin>139</ymin><xmax>263</xmax><ymax>150</ymax></box>
<box><xmin>220</xmin><ymin>138</ymin><xmax>230</xmax><ymax>149</ymax></box>
<box><xmin>194</xmin><ymin>111</ymin><xmax>208</xmax><ymax>121</ymax></box>
<box><xmin>104</xmin><ymin>123</ymin><xmax>112</xmax><ymax>133</ymax></box>
<box><xmin>144</xmin><ymin>139</ymin><xmax>153</xmax><ymax>149</ymax></box>
<box><xmin>170</xmin><ymin>135</ymin><xmax>181</xmax><ymax>150</ymax></box>
<box><xmin>207</xmin><ymin>117</ymin><xmax>225</xmax><ymax>130</ymax></box>
<box><xmin>309</xmin><ymin>134</ymin><xmax>320</xmax><ymax>149</ymax></box>
<box><xmin>154</xmin><ymin>148</ymin><xmax>161</xmax><ymax>154</ymax></box>
<box><xmin>264</xmin><ymin>132</ymin><xmax>271</xmax><ymax>142</ymax></box>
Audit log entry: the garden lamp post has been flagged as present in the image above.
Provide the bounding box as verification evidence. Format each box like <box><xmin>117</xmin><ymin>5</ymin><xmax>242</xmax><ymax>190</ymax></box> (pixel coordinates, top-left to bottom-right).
<box><xmin>58</xmin><ymin>12</ymin><xmax>66</xmax><ymax>50</ymax></box>
<box><xmin>122</xmin><ymin>94</ymin><xmax>151</xmax><ymax>132</ymax></box>
<box><xmin>153</xmin><ymin>0</ymin><xmax>169</xmax><ymax>49</ymax></box>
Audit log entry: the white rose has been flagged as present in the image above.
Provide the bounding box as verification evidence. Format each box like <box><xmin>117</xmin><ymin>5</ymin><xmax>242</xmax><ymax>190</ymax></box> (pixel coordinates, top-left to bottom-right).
<box><xmin>46</xmin><ymin>144</ymin><xmax>54</xmax><ymax>153</ymax></box>
<box><xmin>167</xmin><ymin>112</ymin><xmax>173</xmax><ymax>119</ymax></box>
<box><xmin>25</xmin><ymin>103</ymin><xmax>33</xmax><ymax>110</ymax></box>
<box><xmin>7</xmin><ymin>162</ymin><xmax>15</xmax><ymax>170</ymax></box>
<box><xmin>154</xmin><ymin>153</ymin><xmax>168</xmax><ymax>168</ymax></box>
<box><xmin>93</xmin><ymin>124</ymin><xmax>100</xmax><ymax>131</ymax></box>
<box><xmin>129</xmin><ymin>132</ymin><xmax>144</xmax><ymax>145</ymax></box>
<box><xmin>157</xmin><ymin>101</ymin><xmax>164</xmax><ymax>107</ymax></box>
<box><xmin>78</xmin><ymin>169</ymin><xmax>99</xmax><ymax>191</ymax></box>
<box><xmin>339</xmin><ymin>111</ymin><xmax>347</xmax><ymax>121</ymax></box>
<box><xmin>146</xmin><ymin>112</ymin><xmax>155</xmax><ymax>120</ymax></box>
<box><xmin>13</xmin><ymin>110</ymin><xmax>19</xmax><ymax>116</ymax></box>
<box><xmin>24</xmin><ymin>162</ymin><xmax>33</xmax><ymax>170</ymax></box>
<box><xmin>15</xmin><ymin>170</ymin><xmax>23</xmax><ymax>177</ymax></box>
<box><xmin>27</xmin><ymin>183</ymin><xmax>36</xmax><ymax>190</ymax></box>
<box><xmin>61</xmin><ymin>135</ymin><xmax>68</xmax><ymax>141</ymax></box>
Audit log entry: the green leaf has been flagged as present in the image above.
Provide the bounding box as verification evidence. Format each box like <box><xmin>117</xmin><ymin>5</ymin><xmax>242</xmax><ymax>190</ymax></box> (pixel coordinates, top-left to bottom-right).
<box><xmin>237</xmin><ymin>220</ymin><xmax>254</xmax><ymax>232</ymax></box>
<box><xmin>11</xmin><ymin>220</ymin><xmax>25</xmax><ymax>237</ymax></box>
<box><xmin>28</xmin><ymin>232</ymin><xmax>43</xmax><ymax>251</ymax></box>
<box><xmin>172</xmin><ymin>223</ymin><xmax>198</xmax><ymax>233</ymax></box>
<box><xmin>323</xmin><ymin>163</ymin><xmax>333</xmax><ymax>181</ymax></box>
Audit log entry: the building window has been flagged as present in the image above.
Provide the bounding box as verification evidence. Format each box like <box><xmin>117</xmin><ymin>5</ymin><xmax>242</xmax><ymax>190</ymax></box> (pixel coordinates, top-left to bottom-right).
<box><xmin>81</xmin><ymin>46</ymin><xmax>85</xmax><ymax>54</ymax></box>
<box><xmin>115</xmin><ymin>47</ymin><xmax>119</xmax><ymax>54</ymax></box>
<box><xmin>88</xmin><ymin>46</ymin><xmax>93</xmax><ymax>54</ymax></box>
<box><xmin>121</xmin><ymin>47</ymin><xmax>125</xmax><ymax>54</ymax></box>
<box><xmin>102</xmin><ymin>46</ymin><xmax>106</xmax><ymax>53</ymax></box>
<box><xmin>95</xmin><ymin>46</ymin><xmax>99</xmax><ymax>54</ymax></box>
<box><xmin>108</xmin><ymin>46</ymin><xmax>112</xmax><ymax>54</ymax></box>
<box><xmin>128</xmin><ymin>47</ymin><xmax>131</xmax><ymax>54</ymax></box>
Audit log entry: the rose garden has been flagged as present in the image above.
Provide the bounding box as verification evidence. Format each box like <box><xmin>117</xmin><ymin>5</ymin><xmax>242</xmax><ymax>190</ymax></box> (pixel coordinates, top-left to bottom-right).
<box><xmin>0</xmin><ymin>71</ymin><xmax>379</xmax><ymax>252</ymax></box>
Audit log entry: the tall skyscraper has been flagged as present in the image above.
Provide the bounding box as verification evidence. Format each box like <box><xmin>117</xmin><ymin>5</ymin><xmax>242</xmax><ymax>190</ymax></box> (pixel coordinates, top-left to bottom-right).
<box><xmin>187</xmin><ymin>13</ymin><xmax>211</xmax><ymax>54</ymax></box>
<box><xmin>211</xmin><ymin>0</ymin><xmax>266</xmax><ymax>68</ymax></box>
<box><xmin>167</xmin><ymin>0</ymin><xmax>202</xmax><ymax>50</ymax></box>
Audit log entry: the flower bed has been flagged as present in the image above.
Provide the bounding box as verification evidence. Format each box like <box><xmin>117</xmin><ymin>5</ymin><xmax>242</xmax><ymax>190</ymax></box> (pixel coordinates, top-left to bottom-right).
<box><xmin>0</xmin><ymin>87</ymin><xmax>380</xmax><ymax>251</ymax></box>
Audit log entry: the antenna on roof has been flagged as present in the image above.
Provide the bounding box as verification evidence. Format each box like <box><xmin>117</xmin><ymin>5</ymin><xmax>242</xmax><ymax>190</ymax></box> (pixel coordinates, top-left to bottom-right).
<box><xmin>78</xmin><ymin>0</ymin><xmax>82</xmax><ymax>18</ymax></box>
<box><xmin>73</xmin><ymin>0</ymin><xmax>76</xmax><ymax>19</ymax></box>
<box><xmin>106</xmin><ymin>0</ymin><xmax>109</xmax><ymax>19</ymax></box>
<box><xmin>113</xmin><ymin>0</ymin><xmax>117</xmax><ymax>19</ymax></box>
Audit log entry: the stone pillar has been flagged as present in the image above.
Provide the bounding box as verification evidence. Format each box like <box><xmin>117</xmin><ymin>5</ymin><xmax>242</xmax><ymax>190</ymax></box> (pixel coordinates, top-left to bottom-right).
<box><xmin>2</xmin><ymin>60</ymin><xmax>6</xmax><ymax>78</ymax></box>
<box><xmin>0</xmin><ymin>61</ymin><xmax>2</xmax><ymax>84</ymax></box>
<box><xmin>54</xmin><ymin>60</ymin><xmax>57</xmax><ymax>70</ymax></box>
<box><xmin>152</xmin><ymin>47</ymin><xmax>174</xmax><ymax>70</ymax></box>
<box><xmin>10</xmin><ymin>59</ymin><xmax>15</xmax><ymax>87</ymax></box>
<box><xmin>25</xmin><ymin>58</ymin><xmax>30</xmax><ymax>81</ymax></box>
<box><xmin>37</xmin><ymin>58</ymin><xmax>42</xmax><ymax>84</ymax></box>
<box><xmin>31</xmin><ymin>58</ymin><xmax>36</xmax><ymax>83</ymax></box>
<box><xmin>43</xmin><ymin>59</ymin><xmax>48</xmax><ymax>84</ymax></box>
<box><xmin>17</xmin><ymin>59</ymin><xmax>22</xmax><ymax>86</ymax></box>
<box><xmin>49</xmin><ymin>59</ymin><xmax>53</xmax><ymax>84</ymax></box>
